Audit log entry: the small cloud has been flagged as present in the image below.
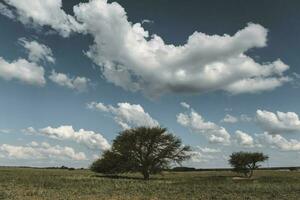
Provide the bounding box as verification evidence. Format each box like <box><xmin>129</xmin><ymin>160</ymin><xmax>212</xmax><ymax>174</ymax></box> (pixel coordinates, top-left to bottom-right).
<box><xmin>0</xmin><ymin>129</ymin><xmax>11</xmax><ymax>134</ymax></box>
<box><xmin>49</xmin><ymin>70</ymin><xmax>91</xmax><ymax>92</ymax></box>
<box><xmin>18</xmin><ymin>38</ymin><xmax>55</xmax><ymax>64</ymax></box>
<box><xmin>221</xmin><ymin>114</ymin><xmax>238</xmax><ymax>123</ymax></box>
<box><xmin>235</xmin><ymin>130</ymin><xmax>254</xmax><ymax>147</ymax></box>
<box><xmin>141</xmin><ymin>19</ymin><xmax>153</xmax><ymax>24</ymax></box>
<box><xmin>177</xmin><ymin>105</ymin><xmax>231</xmax><ymax>145</ymax></box>
<box><xmin>0</xmin><ymin>57</ymin><xmax>46</xmax><ymax>86</ymax></box>
<box><xmin>196</xmin><ymin>146</ymin><xmax>221</xmax><ymax>153</ymax></box>
<box><xmin>240</xmin><ymin>114</ymin><xmax>252</xmax><ymax>122</ymax></box>
<box><xmin>23</xmin><ymin>125</ymin><xmax>111</xmax><ymax>151</ymax></box>
<box><xmin>180</xmin><ymin>102</ymin><xmax>190</xmax><ymax>109</ymax></box>
<box><xmin>87</xmin><ymin>101</ymin><xmax>159</xmax><ymax>130</ymax></box>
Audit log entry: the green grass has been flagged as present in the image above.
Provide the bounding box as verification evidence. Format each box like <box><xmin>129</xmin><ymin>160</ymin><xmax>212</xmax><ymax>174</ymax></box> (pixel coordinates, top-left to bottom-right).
<box><xmin>0</xmin><ymin>168</ymin><xmax>299</xmax><ymax>200</ymax></box>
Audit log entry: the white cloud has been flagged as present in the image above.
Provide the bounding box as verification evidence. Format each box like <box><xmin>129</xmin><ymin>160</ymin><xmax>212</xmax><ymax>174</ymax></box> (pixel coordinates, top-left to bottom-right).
<box><xmin>18</xmin><ymin>38</ymin><xmax>55</xmax><ymax>64</ymax></box>
<box><xmin>24</xmin><ymin>126</ymin><xmax>110</xmax><ymax>150</ymax></box>
<box><xmin>0</xmin><ymin>2</ymin><xmax>14</xmax><ymax>19</ymax></box>
<box><xmin>72</xmin><ymin>0</ymin><xmax>290</xmax><ymax>97</ymax></box>
<box><xmin>256</xmin><ymin>110</ymin><xmax>300</xmax><ymax>134</ymax></box>
<box><xmin>257</xmin><ymin>132</ymin><xmax>300</xmax><ymax>151</ymax></box>
<box><xmin>87</xmin><ymin>101</ymin><xmax>159</xmax><ymax>129</ymax></box>
<box><xmin>22</xmin><ymin>127</ymin><xmax>37</xmax><ymax>134</ymax></box>
<box><xmin>0</xmin><ymin>129</ymin><xmax>11</xmax><ymax>134</ymax></box>
<box><xmin>223</xmin><ymin>113</ymin><xmax>252</xmax><ymax>123</ymax></box>
<box><xmin>224</xmin><ymin>76</ymin><xmax>290</xmax><ymax>94</ymax></box>
<box><xmin>235</xmin><ymin>130</ymin><xmax>254</xmax><ymax>147</ymax></box>
<box><xmin>0</xmin><ymin>142</ymin><xmax>87</xmax><ymax>160</ymax></box>
<box><xmin>240</xmin><ymin>114</ymin><xmax>252</xmax><ymax>122</ymax></box>
<box><xmin>221</xmin><ymin>114</ymin><xmax>238</xmax><ymax>123</ymax></box>
<box><xmin>3</xmin><ymin>0</ymin><xmax>290</xmax><ymax>97</ymax></box>
<box><xmin>3</xmin><ymin>0</ymin><xmax>84</xmax><ymax>37</ymax></box>
<box><xmin>49</xmin><ymin>70</ymin><xmax>90</xmax><ymax>92</ymax></box>
<box><xmin>180</xmin><ymin>102</ymin><xmax>190</xmax><ymax>109</ymax></box>
<box><xmin>28</xmin><ymin>141</ymin><xmax>39</xmax><ymax>147</ymax></box>
<box><xmin>141</xmin><ymin>19</ymin><xmax>153</xmax><ymax>24</ymax></box>
<box><xmin>187</xmin><ymin>146</ymin><xmax>221</xmax><ymax>163</ymax></box>
<box><xmin>188</xmin><ymin>150</ymin><xmax>215</xmax><ymax>163</ymax></box>
<box><xmin>196</xmin><ymin>146</ymin><xmax>221</xmax><ymax>153</ymax></box>
<box><xmin>177</xmin><ymin>106</ymin><xmax>231</xmax><ymax>145</ymax></box>
<box><xmin>0</xmin><ymin>57</ymin><xmax>46</xmax><ymax>86</ymax></box>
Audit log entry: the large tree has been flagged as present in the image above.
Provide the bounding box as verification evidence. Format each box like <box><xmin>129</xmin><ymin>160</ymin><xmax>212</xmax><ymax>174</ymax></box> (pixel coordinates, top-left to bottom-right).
<box><xmin>91</xmin><ymin>127</ymin><xmax>191</xmax><ymax>180</ymax></box>
<box><xmin>229</xmin><ymin>151</ymin><xmax>268</xmax><ymax>178</ymax></box>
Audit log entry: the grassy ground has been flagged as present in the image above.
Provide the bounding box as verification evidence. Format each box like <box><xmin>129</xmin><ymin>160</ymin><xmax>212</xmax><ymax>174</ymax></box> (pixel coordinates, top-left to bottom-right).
<box><xmin>0</xmin><ymin>168</ymin><xmax>299</xmax><ymax>200</ymax></box>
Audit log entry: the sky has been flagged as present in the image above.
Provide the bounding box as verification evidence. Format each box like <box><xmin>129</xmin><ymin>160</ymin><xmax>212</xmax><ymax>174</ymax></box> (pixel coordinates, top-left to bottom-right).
<box><xmin>0</xmin><ymin>0</ymin><xmax>300</xmax><ymax>168</ymax></box>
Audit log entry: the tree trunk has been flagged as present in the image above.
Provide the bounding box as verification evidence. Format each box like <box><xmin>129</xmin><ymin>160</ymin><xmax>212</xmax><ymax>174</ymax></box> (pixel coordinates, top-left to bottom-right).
<box><xmin>248</xmin><ymin>169</ymin><xmax>253</xmax><ymax>178</ymax></box>
<box><xmin>142</xmin><ymin>170</ymin><xmax>150</xmax><ymax>180</ymax></box>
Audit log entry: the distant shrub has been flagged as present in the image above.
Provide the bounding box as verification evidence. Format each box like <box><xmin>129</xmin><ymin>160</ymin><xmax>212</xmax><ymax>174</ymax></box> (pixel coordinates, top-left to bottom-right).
<box><xmin>289</xmin><ymin>167</ymin><xmax>298</xmax><ymax>171</ymax></box>
<box><xmin>229</xmin><ymin>151</ymin><xmax>268</xmax><ymax>178</ymax></box>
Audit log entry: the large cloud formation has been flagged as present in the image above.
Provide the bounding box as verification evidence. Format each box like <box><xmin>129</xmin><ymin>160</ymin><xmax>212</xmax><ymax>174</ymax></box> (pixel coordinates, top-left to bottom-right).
<box><xmin>87</xmin><ymin>101</ymin><xmax>159</xmax><ymax>129</ymax></box>
<box><xmin>2</xmin><ymin>0</ymin><xmax>291</xmax><ymax>97</ymax></box>
<box><xmin>177</xmin><ymin>103</ymin><xmax>231</xmax><ymax>145</ymax></box>
<box><xmin>23</xmin><ymin>126</ymin><xmax>110</xmax><ymax>150</ymax></box>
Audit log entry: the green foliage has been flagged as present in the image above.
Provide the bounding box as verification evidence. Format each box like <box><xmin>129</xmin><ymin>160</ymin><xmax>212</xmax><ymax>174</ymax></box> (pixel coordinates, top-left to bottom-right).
<box><xmin>229</xmin><ymin>151</ymin><xmax>268</xmax><ymax>178</ymax></box>
<box><xmin>91</xmin><ymin>126</ymin><xmax>191</xmax><ymax>179</ymax></box>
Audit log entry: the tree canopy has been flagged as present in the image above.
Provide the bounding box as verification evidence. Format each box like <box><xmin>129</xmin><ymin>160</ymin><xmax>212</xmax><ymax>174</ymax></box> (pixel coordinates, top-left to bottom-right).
<box><xmin>91</xmin><ymin>126</ymin><xmax>191</xmax><ymax>180</ymax></box>
<box><xmin>229</xmin><ymin>151</ymin><xmax>268</xmax><ymax>178</ymax></box>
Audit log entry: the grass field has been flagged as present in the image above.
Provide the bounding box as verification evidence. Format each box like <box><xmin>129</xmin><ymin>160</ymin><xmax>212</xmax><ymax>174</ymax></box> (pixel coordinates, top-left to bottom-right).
<box><xmin>0</xmin><ymin>168</ymin><xmax>299</xmax><ymax>200</ymax></box>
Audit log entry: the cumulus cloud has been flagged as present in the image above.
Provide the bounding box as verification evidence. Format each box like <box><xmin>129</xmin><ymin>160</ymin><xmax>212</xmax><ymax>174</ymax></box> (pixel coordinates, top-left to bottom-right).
<box><xmin>73</xmin><ymin>0</ymin><xmax>290</xmax><ymax>97</ymax></box>
<box><xmin>2</xmin><ymin>0</ymin><xmax>84</xmax><ymax>37</ymax></box>
<box><xmin>49</xmin><ymin>70</ymin><xmax>90</xmax><ymax>92</ymax></box>
<box><xmin>0</xmin><ymin>57</ymin><xmax>46</xmax><ymax>86</ymax></box>
<box><xmin>87</xmin><ymin>101</ymin><xmax>159</xmax><ymax>129</ymax></box>
<box><xmin>24</xmin><ymin>126</ymin><xmax>110</xmax><ymax>150</ymax></box>
<box><xmin>256</xmin><ymin>110</ymin><xmax>300</xmax><ymax>134</ymax></box>
<box><xmin>221</xmin><ymin>114</ymin><xmax>238</xmax><ymax>123</ymax></box>
<box><xmin>18</xmin><ymin>38</ymin><xmax>55</xmax><ymax>64</ymax></box>
<box><xmin>0</xmin><ymin>142</ymin><xmax>87</xmax><ymax>160</ymax></box>
<box><xmin>257</xmin><ymin>132</ymin><xmax>300</xmax><ymax>151</ymax></box>
<box><xmin>0</xmin><ymin>2</ymin><xmax>14</xmax><ymax>19</ymax></box>
<box><xmin>2</xmin><ymin>0</ymin><xmax>290</xmax><ymax>97</ymax></box>
<box><xmin>177</xmin><ymin>106</ymin><xmax>231</xmax><ymax>145</ymax></box>
<box><xmin>235</xmin><ymin>130</ymin><xmax>254</xmax><ymax>147</ymax></box>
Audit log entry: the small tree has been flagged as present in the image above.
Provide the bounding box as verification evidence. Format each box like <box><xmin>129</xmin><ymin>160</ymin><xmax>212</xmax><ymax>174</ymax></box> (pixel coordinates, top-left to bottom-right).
<box><xmin>91</xmin><ymin>126</ymin><xmax>191</xmax><ymax>180</ymax></box>
<box><xmin>229</xmin><ymin>151</ymin><xmax>268</xmax><ymax>178</ymax></box>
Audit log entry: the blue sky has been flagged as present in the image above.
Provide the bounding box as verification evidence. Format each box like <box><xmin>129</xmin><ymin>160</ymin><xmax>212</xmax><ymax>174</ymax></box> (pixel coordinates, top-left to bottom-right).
<box><xmin>0</xmin><ymin>0</ymin><xmax>300</xmax><ymax>168</ymax></box>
